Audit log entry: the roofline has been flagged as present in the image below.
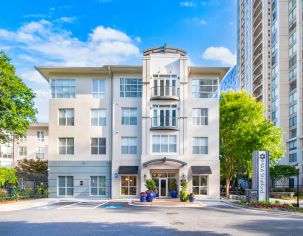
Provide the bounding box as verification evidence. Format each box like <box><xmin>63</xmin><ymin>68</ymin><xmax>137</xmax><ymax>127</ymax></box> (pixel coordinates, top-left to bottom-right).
<box><xmin>188</xmin><ymin>66</ymin><xmax>230</xmax><ymax>81</ymax></box>
<box><xmin>143</xmin><ymin>45</ymin><xmax>187</xmax><ymax>56</ymax></box>
<box><xmin>29</xmin><ymin>122</ymin><xmax>48</xmax><ymax>128</ymax></box>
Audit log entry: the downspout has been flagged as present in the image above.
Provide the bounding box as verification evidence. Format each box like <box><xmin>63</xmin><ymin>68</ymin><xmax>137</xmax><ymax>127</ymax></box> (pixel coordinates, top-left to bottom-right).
<box><xmin>107</xmin><ymin>66</ymin><xmax>113</xmax><ymax>199</ymax></box>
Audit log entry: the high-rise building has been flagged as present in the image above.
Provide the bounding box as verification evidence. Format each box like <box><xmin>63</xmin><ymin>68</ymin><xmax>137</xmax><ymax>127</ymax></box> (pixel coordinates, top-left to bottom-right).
<box><xmin>237</xmin><ymin>0</ymin><xmax>301</xmax><ymax>185</ymax></box>
<box><xmin>36</xmin><ymin>45</ymin><xmax>228</xmax><ymax>199</ymax></box>
<box><xmin>221</xmin><ymin>66</ymin><xmax>238</xmax><ymax>92</ymax></box>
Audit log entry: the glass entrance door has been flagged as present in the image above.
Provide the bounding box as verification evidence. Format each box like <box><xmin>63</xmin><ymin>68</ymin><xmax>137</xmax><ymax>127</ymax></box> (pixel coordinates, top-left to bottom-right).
<box><xmin>159</xmin><ymin>178</ymin><xmax>168</xmax><ymax>197</ymax></box>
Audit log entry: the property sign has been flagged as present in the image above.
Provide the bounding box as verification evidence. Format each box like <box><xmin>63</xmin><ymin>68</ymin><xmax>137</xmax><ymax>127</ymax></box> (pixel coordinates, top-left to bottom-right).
<box><xmin>252</xmin><ymin>151</ymin><xmax>269</xmax><ymax>201</ymax></box>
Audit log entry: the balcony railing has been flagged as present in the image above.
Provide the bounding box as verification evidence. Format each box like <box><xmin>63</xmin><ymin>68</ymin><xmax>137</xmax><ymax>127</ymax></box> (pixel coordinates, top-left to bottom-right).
<box><xmin>151</xmin><ymin>116</ymin><xmax>179</xmax><ymax>130</ymax></box>
<box><xmin>36</xmin><ymin>153</ymin><xmax>44</xmax><ymax>159</ymax></box>
<box><xmin>151</xmin><ymin>86</ymin><xmax>179</xmax><ymax>100</ymax></box>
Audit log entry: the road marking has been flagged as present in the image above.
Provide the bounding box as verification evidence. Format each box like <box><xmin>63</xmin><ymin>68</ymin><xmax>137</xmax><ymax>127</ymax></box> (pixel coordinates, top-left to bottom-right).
<box><xmin>94</xmin><ymin>201</ymin><xmax>109</xmax><ymax>209</ymax></box>
<box><xmin>57</xmin><ymin>202</ymin><xmax>78</xmax><ymax>210</ymax></box>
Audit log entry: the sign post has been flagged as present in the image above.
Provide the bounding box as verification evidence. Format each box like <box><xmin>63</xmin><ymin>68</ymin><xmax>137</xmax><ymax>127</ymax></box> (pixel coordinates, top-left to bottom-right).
<box><xmin>252</xmin><ymin>151</ymin><xmax>269</xmax><ymax>202</ymax></box>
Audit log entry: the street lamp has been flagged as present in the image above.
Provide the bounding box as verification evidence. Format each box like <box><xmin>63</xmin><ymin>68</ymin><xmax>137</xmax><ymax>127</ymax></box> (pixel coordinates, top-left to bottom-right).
<box><xmin>294</xmin><ymin>163</ymin><xmax>300</xmax><ymax>207</ymax></box>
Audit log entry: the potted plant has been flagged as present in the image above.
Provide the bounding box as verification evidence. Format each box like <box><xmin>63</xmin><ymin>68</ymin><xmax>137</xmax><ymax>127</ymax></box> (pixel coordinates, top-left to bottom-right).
<box><xmin>170</xmin><ymin>180</ymin><xmax>178</xmax><ymax>198</ymax></box>
<box><xmin>140</xmin><ymin>192</ymin><xmax>147</xmax><ymax>202</ymax></box>
<box><xmin>179</xmin><ymin>180</ymin><xmax>189</xmax><ymax>202</ymax></box>
<box><xmin>145</xmin><ymin>179</ymin><xmax>157</xmax><ymax>202</ymax></box>
<box><xmin>189</xmin><ymin>192</ymin><xmax>196</xmax><ymax>202</ymax></box>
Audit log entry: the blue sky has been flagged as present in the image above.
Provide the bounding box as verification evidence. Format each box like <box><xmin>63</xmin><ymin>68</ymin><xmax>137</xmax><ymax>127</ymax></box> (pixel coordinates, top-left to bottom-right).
<box><xmin>0</xmin><ymin>0</ymin><xmax>236</xmax><ymax>122</ymax></box>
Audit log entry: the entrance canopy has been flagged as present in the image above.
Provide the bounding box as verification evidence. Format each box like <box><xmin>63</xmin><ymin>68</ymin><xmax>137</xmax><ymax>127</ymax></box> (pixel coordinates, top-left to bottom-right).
<box><xmin>118</xmin><ymin>166</ymin><xmax>138</xmax><ymax>174</ymax></box>
<box><xmin>191</xmin><ymin>166</ymin><xmax>212</xmax><ymax>174</ymax></box>
<box><xmin>143</xmin><ymin>157</ymin><xmax>187</xmax><ymax>167</ymax></box>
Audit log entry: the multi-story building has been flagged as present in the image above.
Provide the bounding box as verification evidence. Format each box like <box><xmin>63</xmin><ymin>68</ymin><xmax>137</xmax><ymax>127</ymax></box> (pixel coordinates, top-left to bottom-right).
<box><xmin>0</xmin><ymin>123</ymin><xmax>48</xmax><ymax>167</ymax></box>
<box><xmin>36</xmin><ymin>45</ymin><xmax>228</xmax><ymax>199</ymax></box>
<box><xmin>237</xmin><ymin>0</ymin><xmax>302</xmax><ymax>186</ymax></box>
<box><xmin>221</xmin><ymin>66</ymin><xmax>238</xmax><ymax>92</ymax></box>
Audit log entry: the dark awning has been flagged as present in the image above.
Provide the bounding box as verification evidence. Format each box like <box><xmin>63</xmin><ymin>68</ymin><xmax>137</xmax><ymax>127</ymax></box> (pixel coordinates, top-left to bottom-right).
<box><xmin>191</xmin><ymin>166</ymin><xmax>212</xmax><ymax>174</ymax></box>
<box><xmin>118</xmin><ymin>166</ymin><xmax>139</xmax><ymax>174</ymax></box>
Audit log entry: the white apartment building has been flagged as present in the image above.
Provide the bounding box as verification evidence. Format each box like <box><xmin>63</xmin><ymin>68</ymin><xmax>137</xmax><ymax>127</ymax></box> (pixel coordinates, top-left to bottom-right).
<box><xmin>0</xmin><ymin>123</ymin><xmax>48</xmax><ymax>167</ymax></box>
<box><xmin>37</xmin><ymin>45</ymin><xmax>228</xmax><ymax>199</ymax></box>
<box><xmin>237</xmin><ymin>0</ymin><xmax>303</xmax><ymax>186</ymax></box>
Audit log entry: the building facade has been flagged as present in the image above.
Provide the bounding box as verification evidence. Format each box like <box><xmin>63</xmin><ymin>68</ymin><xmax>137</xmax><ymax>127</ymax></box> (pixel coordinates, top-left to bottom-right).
<box><xmin>236</xmin><ymin>0</ymin><xmax>303</xmax><ymax>185</ymax></box>
<box><xmin>37</xmin><ymin>46</ymin><xmax>228</xmax><ymax>199</ymax></box>
<box><xmin>220</xmin><ymin>66</ymin><xmax>238</xmax><ymax>92</ymax></box>
<box><xmin>0</xmin><ymin>123</ymin><xmax>48</xmax><ymax>167</ymax></box>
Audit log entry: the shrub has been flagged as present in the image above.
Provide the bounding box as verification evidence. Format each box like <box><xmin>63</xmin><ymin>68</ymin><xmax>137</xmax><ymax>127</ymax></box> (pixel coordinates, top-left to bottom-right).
<box><xmin>145</xmin><ymin>179</ymin><xmax>157</xmax><ymax>191</ymax></box>
<box><xmin>0</xmin><ymin>188</ymin><xmax>8</xmax><ymax>198</ymax></box>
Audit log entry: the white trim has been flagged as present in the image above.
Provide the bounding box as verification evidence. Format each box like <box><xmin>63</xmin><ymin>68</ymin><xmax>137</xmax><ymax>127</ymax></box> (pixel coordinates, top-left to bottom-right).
<box><xmin>120</xmin><ymin>175</ymin><xmax>138</xmax><ymax>197</ymax></box>
<box><xmin>89</xmin><ymin>176</ymin><xmax>107</xmax><ymax>197</ymax></box>
<box><xmin>191</xmin><ymin>174</ymin><xmax>209</xmax><ymax>196</ymax></box>
<box><xmin>57</xmin><ymin>176</ymin><xmax>74</xmax><ymax>197</ymax></box>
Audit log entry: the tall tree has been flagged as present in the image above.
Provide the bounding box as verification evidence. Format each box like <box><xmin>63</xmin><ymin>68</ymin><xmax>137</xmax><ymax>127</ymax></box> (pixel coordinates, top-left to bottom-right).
<box><xmin>220</xmin><ymin>91</ymin><xmax>284</xmax><ymax>196</ymax></box>
<box><xmin>0</xmin><ymin>51</ymin><xmax>36</xmax><ymax>142</ymax></box>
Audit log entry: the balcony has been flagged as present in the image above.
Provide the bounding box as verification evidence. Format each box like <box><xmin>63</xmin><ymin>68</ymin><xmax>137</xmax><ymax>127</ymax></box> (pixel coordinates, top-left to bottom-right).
<box><xmin>150</xmin><ymin>116</ymin><xmax>179</xmax><ymax>130</ymax></box>
<box><xmin>36</xmin><ymin>153</ymin><xmax>44</xmax><ymax>159</ymax></box>
<box><xmin>151</xmin><ymin>86</ymin><xmax>179</xmax><ymax>100</ymax></box>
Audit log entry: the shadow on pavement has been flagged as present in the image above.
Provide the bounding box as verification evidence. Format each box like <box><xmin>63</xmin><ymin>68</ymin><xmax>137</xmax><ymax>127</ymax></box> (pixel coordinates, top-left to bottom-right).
<box><xmin>0</xmin><ymin>221</ymin><xmax>228</xmax><ymax>236</ymax></box>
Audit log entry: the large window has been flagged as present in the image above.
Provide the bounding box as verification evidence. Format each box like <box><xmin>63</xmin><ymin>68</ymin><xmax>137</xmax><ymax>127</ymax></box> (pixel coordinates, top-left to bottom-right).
<box><xmin>19</xmin><ymin>146</ymin><xmax>27</xmax><ymax>156</ymax></box>
<box><xmin>59</xmin><ymin>138</ymin><xmax>74</xmax><ymax>155</ymax></box>
<box><xmin>91</xmin><ymin>138</ymin><xmax>106</xmax><ymax>155</ymax></box>
<box><xmin>92</xmin><ymin>80</ymin><xmax>105</xmax><ymax>98</ymax></box>
<box><xmin>192</xmin><ymin>108</ymin><xmax>208</xmax><ymax>125</ymax></box>
<box><xmin>192</xmin><ymin>79</ymin><xmax>218</xmax><ymax>98</ymax></box>
<box><xmin>288</xmin><ymin>140</ymin><xmax>297</xmax><ymax>151</ymax></box>
<box><xmin>121</xmin><ymin>137</ymin><xmax>137</xmax><ymax>154</ymax></box>
<box><xmin>37</xmin><ymin>131</ymin><xmax>44</xmax><ymax>142</ymax></box>
<box><xmin>122</xmin><ymin>108</ymin><xmax>138</xmax><ymax>125</ymax></box>
<box><xmin>152</xmin><ymin>105</ymin><xmax>177</xmax><ymax>128</ymax></box>
<box><xmin>289</xmin><ymin>116</ymin><xmax>297</xmax><ymax>127</ymax></box>
<box><xmin>289</xmin><ymin>153</ymin><xmax>297</xmax><ymax>163</ymax></box>
<box><xmin>152</xmin><ymin>135</ymin><xmax>177</xmax><ymax>153</ymax></box>
<box><xmin>192</xmin><ymin>137</ymin><xmax>208</xmax><ymax>154</ymax></box>
<box><xmin>90</xmin><ymin>176</ymin><xmax>106</xmax><ymax>196</ymax></box>
<box><xmin>121</xmin><ymin>176</ymin><xmax>137</xmax><ymax>195</ymax></box>
<box><xmin>192</xmin><ymin>176</ymin><xmax>208</xmax><ymax>195</ymax></box>
<box><xmin>91</xmin><ymin>109</ymin><xmax>106</xmax><ymax>126</ymax></box>
<box><xmin>120</xmin><ymin>78</ymin><xmax>142</xmax><ymax>97</ymax></box>
<box><xmin>58</xmin><ymin>176</ymin><xmax>74</xmax><ymax>196</ymax></box>
<box><xmin>59</xmin><ymin>108</ymin><xmax>74</xmax><ymax>126</ymax></box>
<box><xmin>51</xmin><ymin>79</ymin><xmax>76</xmax><ymax>98</ymax></box>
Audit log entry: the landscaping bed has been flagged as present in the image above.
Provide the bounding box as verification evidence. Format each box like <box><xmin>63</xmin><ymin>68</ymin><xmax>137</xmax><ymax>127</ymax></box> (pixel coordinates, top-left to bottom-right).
<box><xmin>235</xmin><ymin>201</ymin><xmax>303</xmax><ymax>213</ymax></box>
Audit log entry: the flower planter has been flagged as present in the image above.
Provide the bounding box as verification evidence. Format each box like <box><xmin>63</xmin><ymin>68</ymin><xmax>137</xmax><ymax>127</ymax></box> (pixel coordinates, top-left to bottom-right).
<box><xmin>147</xmin><ymin>195</ymin><xmax>154</xmax><ymax>202</ymax></box>
<box><xmin>171</xmin><ymin>190</ymin><xmax>177</xmax><ymax>198</ymax></box>
<box><xmin>140</xmin><ymin>196</ymin><xmax>147</xmax><ymax>202</ymax></box>
<box><xmin>189</xmin><ymin>196</ymin><xmax>195</xmax><ymax>202</ymax></box>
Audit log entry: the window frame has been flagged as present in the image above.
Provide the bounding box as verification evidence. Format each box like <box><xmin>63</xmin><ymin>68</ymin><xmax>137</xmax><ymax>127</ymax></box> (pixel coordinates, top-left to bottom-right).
<box><xmin>192</xmin><ymin>108</ymin><xmax>208</xmax><ymax>125</ymax></box>
<box><xmin>120</xmin><ymin>175</ymin><xmax>137</xmax><ymax>196</ymax></box>
<box><xmin>192</xmin><ymin>79</ymin><xmax>218</xmax><ymax>98</ymax></box>
<box><xmin>192</xmin><ymin>137</ymin><xmax>208</xmax><ymax>154</ymax></box>
<box><xmin>91</xmin><ymin>109</ymin><xmax>107</xmax><ymax>126</ymax></box>
<box><xmin>57</xmin><ymin>176</ymin><xmax>74</xmax><ymax>196</ymax></box>
<box><xmin>90</xmin><ymin>176</ymin><xmax>106</xmax><ymax>196</ymax></box>
<box><xmin>59</xmin><ymin>108</ymin><xmax>75</xmax><ymax>126</ymax></box>
<box><xmin>120</xmin><ymin>78</ymin><xmax>142</xmax><ymax>98</ymax></box>
<box><xmin>121</xmin><ymin>137</ymin><xmax>138</xmax><ymax>154</ymax></box>
<box><xmin>92</xmin><ymin>79</ymin><xmax>105</xmax><ymax>98</ymax></box>
<box><xmin>58</xmin><ymin>138</ymin><xmax>74</xmax><ymax>155</ymax></box>
<box><xmin>91</xmin><ymin>138</ymin><xmax>106</xmax><ymax>155</ymax></box>
<box><xmin>50</xmin><ymin>79</ymin><xmax>76</xmax><ymax>99</ymax></box>
<box><xmin>192</xmin><ymin>175</ymin><xmax>208</xmax><ymax>196</ymax></box>
<box><xmin>121</xmin><ymin>107</ymin><xmax>138</xmax><ymax>125</ymax></box>
<box><xmin>152</xmin><ymin>135</ymin><xmax>177</xmax><ymax>154</ymax></box>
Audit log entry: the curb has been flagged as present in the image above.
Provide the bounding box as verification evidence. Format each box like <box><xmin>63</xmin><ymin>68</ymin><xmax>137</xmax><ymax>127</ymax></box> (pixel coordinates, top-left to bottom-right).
<box><xmin>221</xmin><ymin>201</ymin><xmax>303</xmax><ymax>218</ymax></box>
<box><xmin>128</xmin><ymin>200</ymin><xmax>206</xmax><ymax>208</ymax></box>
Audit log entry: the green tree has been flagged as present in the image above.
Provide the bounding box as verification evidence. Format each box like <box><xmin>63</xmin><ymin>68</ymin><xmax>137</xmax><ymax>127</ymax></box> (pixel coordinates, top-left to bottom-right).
<box><xmin>15</xmin><ymin>159</ymin><xmax>48</xmax><ymax>182</ymax></box>
<box><xmin>270</xmin><ymin>165</ymin><xmax>298</xmax><ymax>191</ymax></box>
<box><xmin>0</xmin><ymin>51</ymin><xmax>36</xmax><ymax>143</ymax></box>
<box><xmin>220</xmin><ymin>91</ymin><xmax>284</xmax><ymax>196</ymax></box>
<box><xmin>0</xmin><ymin>167</ymin><xmax>17</xmax><ymax>186</ymax></box>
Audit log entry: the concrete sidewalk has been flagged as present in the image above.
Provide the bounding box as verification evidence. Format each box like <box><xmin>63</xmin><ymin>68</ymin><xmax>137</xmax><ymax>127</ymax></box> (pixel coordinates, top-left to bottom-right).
<box><xmin>0</xmin><ymin>199</ymin><xmax>56</xmax><ymax>212</ymax></box>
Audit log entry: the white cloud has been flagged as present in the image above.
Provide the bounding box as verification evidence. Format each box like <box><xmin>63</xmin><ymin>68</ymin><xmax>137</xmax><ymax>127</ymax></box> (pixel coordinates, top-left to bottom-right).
<box><xmin>202</xmin><ymin>47</ymin><xmax>236</xmax><ymax>66</ymax></box>
<box><xmin>134</xmin><ymin>36</ymin><xmax>142</xmax><ymax>43</ymax></box>
<box><xmin>180</xmin><ymin>1</ymin><xmax>196</xmax><ymax>7</ymax></box>
<box><xmin>56</xmin><ymin>17</ymin><xmax>76</xmax><ymax>23</ymax></box>
<box><xmin>184</xmin><ymin>17</ymin><xmax>207</xmax><ymax>25</ymax></box>
<box><xmin>0</xmin><ymin>20</ymin><xmax>141</xmax><ymax>122</ymax></box>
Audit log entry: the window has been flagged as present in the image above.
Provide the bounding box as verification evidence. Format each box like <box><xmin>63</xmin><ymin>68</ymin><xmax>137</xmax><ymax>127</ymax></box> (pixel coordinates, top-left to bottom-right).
<box><xmin>152</xmin><ymin>105</ymin><xmax>177</xmax><ymax>128</ymax></box>
<box><xmin>120</xmin><ymin>78</ymin><xmax>142</xmax><ymax>97</ymax></box>
<box><xmin>90</xmin><ymin>176</ymin><xmax>106</xmax><ymax>196</ymax></box>
<box><xmin>289</xmin><ymin>178</ymin><xmax>295</xmax><ymax>188</ymax></box>
<box><xmin>58</xmin><ymin>176</ymin><xmax>74</xmax><ymax>196</ymax></box>
<box><xmin>288</xmin><ymin>140</ymin><xmax>297</xmax><ymax>151</ymax></box>
<box><xmin>289</xmin><ymin>67</ymin><xmax>297</xmax><ymax>80</ymax></box>
<box><xmin>289</xmin><ymin>92</ymin><xmax>297</xmax><ymax>103</ymax></box>
<box><xmin>192</xmin><ymin>137</ymin><xmax>208</xmax><ymax>154</ymax></box>
<box><xmin>121</xmin><ymin>176</ymin><xmax>137</xmax><ymax>195</ymax></box>
<box><xmin>152</xmin><ymin>135</ymin><xmax>177</xmax><ymax>153</ymax></box>
<box><xmin>37</xmin><ymin>131</ymin><xmax>44</xmax><ymax>142</ymax></box>
<box><xmin>290</xmin><ymin>80</ymin><xmax>296</xmax><ymax>92</ymax></box>
<box><xmin>289</xmin><ymin>104</ymin><xmax>297</xmax><ymax>116</ymax></box>
<box><xmin>289</xmin><ymin>116</ymin><xmax>297</xmax><ymax>127</ymax></box>
<box><xmin>192</xmin><ymin>176</ymin><xmax>208</xmax><ymax>195</ymax></box>
<box><xmin>59</xmin><ymin>138</ymin><xmax>74</xmax><ymax>155</ymax></box>
<box><xmin>192</xmin><ymin>79</ymin><xmax>218</xmax><ymax>98</ymax></box>
<box><xmin>37</xmin><ymin>147</ymin><xmax>44</xmax><ymax>159</ymax></box>
<box><xmin>91</xmin><ymin>109</ymin><xmax>106</xmax><ymax>126</ymax></box>
<box><xmin>289</xmin><ymin>153</ymin><xmax>297</xmax><ymax>163</ymax></box>
<box><xmin>19</xmin><ymin>146</ymin><xmax>27</xmax><ymax>156</ymax></box>
<box><xmin>59</xmin><ymin>109</ymin><xmax>74</xmax><ymax>126</ymax></box>
<box><xmin>122</xmin><ymin>108</ymin><xmax>137</xmax><ymax>125</ymax></box>
<box><xmin>121</xmin><ymin>137</ymin><xmax>137</xmax><ymax>154</ymax></box>
<box><xmin>50</xmin><ymin>79</ymin><xmax>75</xmax><ymax>98</ymax></box>
<box><xmin>192</xmin><ymin>108</ymin><xmax>208</xmax><ymax>125</ymax></box>
<box><xmin>91</xmin><ymin>138</ymin><xmax>106</xmax><ymax>155</ymax></box>
<box><xmin>289</xmin><ymin>129</ymin><xmax>297</xmax><ymax>139</ymax></box>
<box><xmin>92</xmin><ymin>80</ymin><xmax>105</xmax><ymax>98</ymax></box>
